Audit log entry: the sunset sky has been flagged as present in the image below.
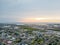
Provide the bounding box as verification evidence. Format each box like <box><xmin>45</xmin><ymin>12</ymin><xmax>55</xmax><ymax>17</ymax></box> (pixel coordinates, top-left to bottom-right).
<box><xmin>0</xmin><ymin>0</ymin><xmax>60</xmax><ymax>23</ymax></box>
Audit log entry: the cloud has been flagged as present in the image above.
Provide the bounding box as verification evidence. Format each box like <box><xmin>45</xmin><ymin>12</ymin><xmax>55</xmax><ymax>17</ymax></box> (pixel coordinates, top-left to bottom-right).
<box><xmin>0</xmin><ymin>0</ymin><xmax>60</xmax><ymax>22</ymax></box>
<box><xmin>0</xmin><ymin>0</ymin><xmax>33</xmax><ymax>4</ymax></box>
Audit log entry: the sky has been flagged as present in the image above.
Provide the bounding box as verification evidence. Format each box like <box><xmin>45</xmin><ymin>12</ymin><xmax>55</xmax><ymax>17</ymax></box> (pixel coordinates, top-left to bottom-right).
<box><xmin>0</xmin><ymin>0</ymin><xmax>60</xmax><ymax>23</ymax></box>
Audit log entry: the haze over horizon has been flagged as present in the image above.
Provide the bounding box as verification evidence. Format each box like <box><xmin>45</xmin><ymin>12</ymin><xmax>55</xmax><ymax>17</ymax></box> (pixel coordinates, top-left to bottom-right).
<box><xmin>0</xmin><ymin>0</ymin><xmax>60</xmax><ymax>23</ymax></box>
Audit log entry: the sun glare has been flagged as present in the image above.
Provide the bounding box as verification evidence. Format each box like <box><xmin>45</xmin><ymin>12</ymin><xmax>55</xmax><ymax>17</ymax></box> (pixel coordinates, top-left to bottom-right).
<box><xmin>35</xmin><ymin>18</ymin><xmax>47</xmax><ymax>20</ymax></box>
<box><xmin>19</xmin><ymin>17</ymin><xmax>60</xmax><ymax>22</ymax></box>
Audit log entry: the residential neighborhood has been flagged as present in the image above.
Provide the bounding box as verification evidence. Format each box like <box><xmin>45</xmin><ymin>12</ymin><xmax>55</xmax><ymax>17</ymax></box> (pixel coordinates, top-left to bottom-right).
<box><xmin>0</xmin><ymin>23</ymin><xmax>60</xmax><ymax>45</ymax></box>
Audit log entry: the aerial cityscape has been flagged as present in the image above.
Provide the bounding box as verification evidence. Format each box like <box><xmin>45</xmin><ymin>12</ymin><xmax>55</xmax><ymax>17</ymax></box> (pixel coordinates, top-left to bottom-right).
<box><xmin>0</xmin><ymin>23</ymin><xmax>60</xmax><ymax>45</ymax></box>
<box><xmin>0</xmin><ymin>0</ymin><xmax>60</xmax><ymax>45</ymax></box>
